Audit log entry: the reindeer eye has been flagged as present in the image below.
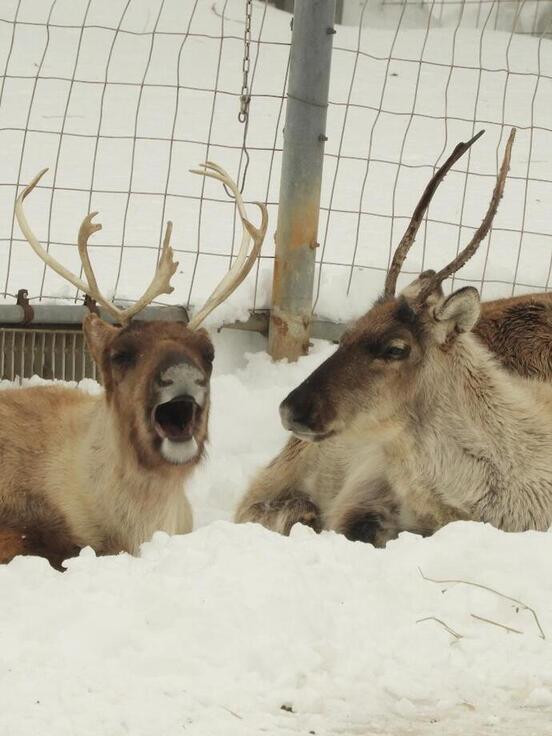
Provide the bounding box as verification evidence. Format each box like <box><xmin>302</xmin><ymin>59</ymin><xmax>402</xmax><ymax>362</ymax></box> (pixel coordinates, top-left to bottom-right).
<box><xmin>383</xmin><ymin>344</ymin><xmax>410</xmax><ymax>361</ymax></box>
<box><xmin>111</xmin><ymin>349</ymin><xmax>136</xmax><ymax>368</ymax></box>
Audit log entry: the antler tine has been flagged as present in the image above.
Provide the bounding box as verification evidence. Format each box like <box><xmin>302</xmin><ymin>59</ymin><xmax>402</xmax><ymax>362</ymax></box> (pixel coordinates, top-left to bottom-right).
<box><xmin>15</xmin><ymin>168</ymin><xmax>110</xmax><ymax>310</ymax></box>
<box><xmin>77</xmin><ymin>212</ymin><xmax>102</xmax><ymax>295</ymax></box>
<box><xmin>190</xmin><ymin>161</ymin><xmax>249</xmax><ymax>225</ymax></box>
<box><xmin>115</xmin><ymin>220</ymin><xmax>179</xmax><ymax>323</ymax></box>
<box><xmin>384</xmin><ymin>129</ymin><xmax>485</xmax><ymax>298</ymax></box>
<box><xmin>187</xmin><ymin>162</ymin><xmax>267</xmax><ymax>330</ymax></box>
<box><xmin>77</xmin><ymin>212</ymin><xmax>124</xmax><ymax>322</ymax></box>
<box><xmin>416</xmin><ymin>127</ymin><xmax>516</xmax><ymax>306</ymax></box>
<box><xmin>17</xmin><ymin>169</ymin><xmax>178</xmax><ymax>325</ymax></box>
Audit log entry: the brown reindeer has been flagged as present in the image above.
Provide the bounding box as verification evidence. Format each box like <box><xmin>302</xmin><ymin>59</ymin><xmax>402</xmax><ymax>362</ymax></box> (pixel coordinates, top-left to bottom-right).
<box><xmin>0</xmin><ymin>162</ymin><xmax>267</xmax><ymax>568</ymax></box>
<box><xmin>236</xmin><ymin>129</ymin><xmax>552</xmax><ymax>543</ymax></box>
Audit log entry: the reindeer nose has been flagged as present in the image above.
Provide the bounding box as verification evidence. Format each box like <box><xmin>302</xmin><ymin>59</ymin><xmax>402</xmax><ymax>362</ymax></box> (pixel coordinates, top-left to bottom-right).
<box><xmin>157</xmin><ymin>361</ymin><xmax>207</xmax><ymax>408</ymax></box>
<box><xmin>279</xmin><ymin>390</ymin><xmax>319</xmax><ymax>435</ymax></box>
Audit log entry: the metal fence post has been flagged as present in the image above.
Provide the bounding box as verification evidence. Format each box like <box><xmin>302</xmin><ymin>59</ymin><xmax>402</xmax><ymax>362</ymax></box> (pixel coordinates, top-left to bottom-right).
<box><xmin>268</xmin><ymin>0</ymin><xmax>336</xmax><ymax>361</ymax></box>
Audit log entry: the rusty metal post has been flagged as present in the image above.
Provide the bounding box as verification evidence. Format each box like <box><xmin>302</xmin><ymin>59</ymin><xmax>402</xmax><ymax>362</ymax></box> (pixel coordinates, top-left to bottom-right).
<box><xmin>268</xmin><ymin>0</ymin><xmax>336</xmax><ymax>361</ymax></box>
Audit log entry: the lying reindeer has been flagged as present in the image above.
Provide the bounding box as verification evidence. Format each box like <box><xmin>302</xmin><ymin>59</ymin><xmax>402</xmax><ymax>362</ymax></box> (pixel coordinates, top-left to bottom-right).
<box><xmin>0</xmin><ymin>162</ymin><xmax>267</xmax><ymax>568</ymax></box>
<box><xmin>236</xmin><ymin>129</ymin><xmax>552</xmax><ymax>543</ymax></box>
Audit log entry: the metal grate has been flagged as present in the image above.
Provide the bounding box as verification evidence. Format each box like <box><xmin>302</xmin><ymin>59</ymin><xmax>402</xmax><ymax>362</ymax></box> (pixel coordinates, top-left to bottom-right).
<box><xmin>0</xmin><ymin>327</ymin><xmax>97</xmax><ymax>383</ymax></box>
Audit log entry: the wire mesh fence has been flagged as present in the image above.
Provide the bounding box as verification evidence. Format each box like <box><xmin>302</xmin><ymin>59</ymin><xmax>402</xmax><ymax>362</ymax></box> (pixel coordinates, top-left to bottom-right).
<box><xmin>1</xmin><ymin>0</ymin><xmax>551</xmax><ymax>328</ymax></box>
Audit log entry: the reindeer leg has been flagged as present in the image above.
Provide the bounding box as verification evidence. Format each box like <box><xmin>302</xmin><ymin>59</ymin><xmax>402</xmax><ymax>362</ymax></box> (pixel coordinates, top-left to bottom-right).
<box><xmin>325</xmin><ymin>477</ymin><xmax>403</xmax><ymax>547</ymax></box>
<box><xmin>0</xmin><ymin>528</ymin><xmax>30</xmax><ymax>564</ymax></box>
<box><xmin>0</xmin><ymin>526</ymin><xmax>78</xmax><ymax>570</ymax></box>
<box><xmin>235</xmin><ymin>438</ymin><xmax>322</xmax><ymax>535</ymax></box>
<box><xmin>0</xmin><ymin>511</ymin><xmax>81</xmax><ymax>571</ymax></box>
<box><xmin>327</xmin><ymin>475</ymin><xmax>452</xmax><ymax>545</ymax></box>
<box><xmin>237</xmin><ymin>490</ymin><xmax>322</xmax><ymax>535</ymax></box>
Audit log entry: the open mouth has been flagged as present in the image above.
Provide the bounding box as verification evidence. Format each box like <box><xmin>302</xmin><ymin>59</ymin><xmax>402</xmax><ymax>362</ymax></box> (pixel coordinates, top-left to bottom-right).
<box><xmin>153</xmin><ymin>395</ymin><xmax>198</xmax><ymax>443</ymax></box>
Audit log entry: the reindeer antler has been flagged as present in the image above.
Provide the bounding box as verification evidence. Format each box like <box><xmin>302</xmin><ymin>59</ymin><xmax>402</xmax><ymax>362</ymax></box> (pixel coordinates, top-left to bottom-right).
<box><xmin>187</xmin><ymin>161</ymin><xmax>268</xmax><ymax>330</ymax></box>
<box><xmin>416</xmin><ymin>127</ymin><xmax>515</xmax><ymax>305</ymax></box>
<box><xmin>16</xmin><ymin>164</ymin><xmax>265</xmax><ymax>329</ymax></box>
<box><xmin>15</xmin><ymin>168</ymin><xmax>178</xmax><ymax>324</ymax></box>
<box><xmin>384</xmin><ymin>129</ymin><xmax>485</xmax><ymax>298</ymax></box>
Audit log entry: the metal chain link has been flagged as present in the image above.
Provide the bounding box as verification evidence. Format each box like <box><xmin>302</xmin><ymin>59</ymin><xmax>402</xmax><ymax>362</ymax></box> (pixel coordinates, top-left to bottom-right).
<box><xmin>238</xmin><ymin>0</ymin><xmax>252</xmax><ymax>123</ymax></box>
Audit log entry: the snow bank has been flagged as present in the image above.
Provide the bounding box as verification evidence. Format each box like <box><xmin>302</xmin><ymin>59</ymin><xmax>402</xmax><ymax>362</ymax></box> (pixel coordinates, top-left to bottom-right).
<box><xmin>1</xmin><ymin>521</ymin><xmax>551</xmax><ymax>735</ymax></box>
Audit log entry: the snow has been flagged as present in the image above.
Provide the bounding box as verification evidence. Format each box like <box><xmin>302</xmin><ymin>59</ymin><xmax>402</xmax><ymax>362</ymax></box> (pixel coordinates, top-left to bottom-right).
<box><xmin>2</xmin><ymin>332</ymin><xmax>552</xmax><ymax>734</ymax></box>
<box><xmin>1</xmin><ymin>0</ymin><xmax>552</xmax><ymax>324</ymax></box>
<box><xmin>2</xmin><ymin>519</ymin><xmax>552</xmax><ymax>736</ymax></box>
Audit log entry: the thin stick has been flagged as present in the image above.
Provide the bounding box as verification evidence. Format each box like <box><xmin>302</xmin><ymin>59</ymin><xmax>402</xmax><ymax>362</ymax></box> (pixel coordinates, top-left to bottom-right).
<box><xmin>416</xmin><ymin>616</ymin><xmax>463</xmax><ymax>641</ymax></box>
<box><xmin>470</xmin><ymin>613</ymin><xmax>523</xmax><ymax>635</ymax></box>
<box><xmin>419</xmin><ymin>568</ymin><xmax>545</xmax><ymax>640</ymax></box>
<box><xmin>222</xmin><ymin>707</ymin><xmax>243</xmax><ymax>720</ymax></box>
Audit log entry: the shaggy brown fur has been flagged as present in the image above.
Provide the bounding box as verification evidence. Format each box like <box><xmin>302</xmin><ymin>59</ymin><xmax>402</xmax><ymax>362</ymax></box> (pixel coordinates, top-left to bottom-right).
<box><xmin>475</xmin><ymin>292</ymin><xmax>552</xmax><ymax>379</ymax></box>
<box><xmin>0</xmin><ymin>315</ymin><xmax>214</xmax><ymax>568</ymax></box>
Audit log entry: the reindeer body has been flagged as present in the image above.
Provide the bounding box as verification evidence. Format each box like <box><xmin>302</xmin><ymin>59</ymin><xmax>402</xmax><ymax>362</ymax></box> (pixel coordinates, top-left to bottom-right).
<box><xmin>0</xmin><ymin>318</ymin><xmax>214</xmax><ymax>569</ymax></box>
<box><xmin>236</xmin><ymin>294</ymin><xmax>552</xmax><ymax>542</ymax></box>
<box><xmin>474</xmin><ymin>291</ymin><xmax>552</xmax><ymax>379</ymax></box>
<box><xmin>0</xmin><ymin>385</ymin><xmax>195</xmax><ymax>568</ymax></box>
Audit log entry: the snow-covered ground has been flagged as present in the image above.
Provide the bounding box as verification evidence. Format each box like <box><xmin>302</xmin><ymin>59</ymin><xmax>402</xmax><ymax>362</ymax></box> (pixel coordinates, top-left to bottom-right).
<box><xmin>2</xmin><ymin>520</ymin><xmax>552</xmax><ymax>736</ymax></box>
<box><xmin>1</xmin><ymin>332</ymin><xmax>552</xmax><ymax>735</ymax></box>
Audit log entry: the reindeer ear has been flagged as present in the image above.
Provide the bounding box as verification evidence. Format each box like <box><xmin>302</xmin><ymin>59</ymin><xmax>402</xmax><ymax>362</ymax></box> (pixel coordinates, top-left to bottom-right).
<box><xmin>434</xmin><ymin>287</ymin><xmax>480</xmax><ymax>337</ymax></box>
<box><xmin>83</xmin><ymin>313</ymin><xmax>119</xmax><ymax>364</ymax></box>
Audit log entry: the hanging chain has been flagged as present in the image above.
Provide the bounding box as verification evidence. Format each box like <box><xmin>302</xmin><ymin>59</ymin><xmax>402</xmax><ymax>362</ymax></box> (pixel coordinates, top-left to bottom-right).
<box><xmin>239</xmin><ymin>0</ymin><xmax>253</xmax><ymax>123</ymax></box>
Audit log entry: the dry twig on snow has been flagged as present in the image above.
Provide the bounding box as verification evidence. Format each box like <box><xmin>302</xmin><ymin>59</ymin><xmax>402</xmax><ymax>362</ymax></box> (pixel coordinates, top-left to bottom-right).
<box><xmin>418</xmin><ymin>567</ymin><xmax>546</xmax><ymax>640</ymax></box>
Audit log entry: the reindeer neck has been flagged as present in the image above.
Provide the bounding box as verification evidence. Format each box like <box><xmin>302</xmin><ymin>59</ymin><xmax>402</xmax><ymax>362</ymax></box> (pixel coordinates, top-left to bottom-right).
<box><xmin>71</xmin><ymin>395</ymin><xmax>192</xmax><ymax>554</ymax></box>
<box><xmin>425</xmin><ymin>333</ymin><xmax>545</xmax><ymax>436</ymax></box>
<box><xmin>403</xmin><ymin>332</ymin><xmax>552</xmax><ymax>530</ymax></box>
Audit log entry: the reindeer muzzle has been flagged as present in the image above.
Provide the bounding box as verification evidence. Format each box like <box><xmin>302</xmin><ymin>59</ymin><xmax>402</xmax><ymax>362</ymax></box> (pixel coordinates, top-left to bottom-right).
<box><xmin>279</xmin><ymin>397</ymin><xmax>334</xmax><ymax>443</ymax></box>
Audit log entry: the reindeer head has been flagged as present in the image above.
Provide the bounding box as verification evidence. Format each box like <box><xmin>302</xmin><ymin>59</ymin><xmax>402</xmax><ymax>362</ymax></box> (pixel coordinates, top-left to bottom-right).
<box><xmin>16</xmin><ymin>163</ymin><xmax>267</xmax><ymax>468</ymax></box>
<box><xmin>280</xmin><ymin>130</ymin><xmax>515</xmax><ymax>442</ymax></box>
<box><xmin>83</xmin><ymin>315</ymin><xmax>214</xmax><ymax>467</ymax></box>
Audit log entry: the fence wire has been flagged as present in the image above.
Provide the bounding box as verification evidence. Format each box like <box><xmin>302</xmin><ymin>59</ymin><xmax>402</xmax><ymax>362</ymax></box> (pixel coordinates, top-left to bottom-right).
<box><xmin>0</xmin><ymin>0</ymin><xmax>551</xmax><ymax>326</ymax></box>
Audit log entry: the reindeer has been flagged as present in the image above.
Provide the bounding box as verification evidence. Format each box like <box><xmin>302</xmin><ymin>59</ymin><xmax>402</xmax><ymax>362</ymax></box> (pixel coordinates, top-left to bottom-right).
<box><xmin>0</xmin><ymin>162</ymin><xmax>267</xmax><ymax>569</ymax></box>
<box><xmin>236</xmin><ymin>128</ymin><xmax>552</xmax><ymax>544</ymax></box>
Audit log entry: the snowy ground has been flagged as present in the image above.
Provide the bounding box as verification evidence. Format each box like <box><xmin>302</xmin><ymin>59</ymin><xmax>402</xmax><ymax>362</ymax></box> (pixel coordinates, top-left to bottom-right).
<box><xmin>1</xmin><ymin>332</ymin><xmax>552</xmax><ymax>735</ymax></box>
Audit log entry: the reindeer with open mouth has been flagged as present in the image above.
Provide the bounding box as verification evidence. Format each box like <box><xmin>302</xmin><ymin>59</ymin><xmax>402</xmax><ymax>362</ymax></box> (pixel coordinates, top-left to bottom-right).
<box><xmin>237</xmin><ymin>129</ymin><xmax>552</xmax><ymax>544</ymax></box>
<box><xmin>0</xmin><ymin>163</ymin><xmax>267</xmax><ymax>569</ymax></box>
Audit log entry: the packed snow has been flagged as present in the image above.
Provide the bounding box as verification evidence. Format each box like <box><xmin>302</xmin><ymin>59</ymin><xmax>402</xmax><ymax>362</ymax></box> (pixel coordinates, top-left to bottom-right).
<box><xmin>2</xmin><ymin>520</ymin><xmax>552</xmax><ymax>736</ymax></box>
